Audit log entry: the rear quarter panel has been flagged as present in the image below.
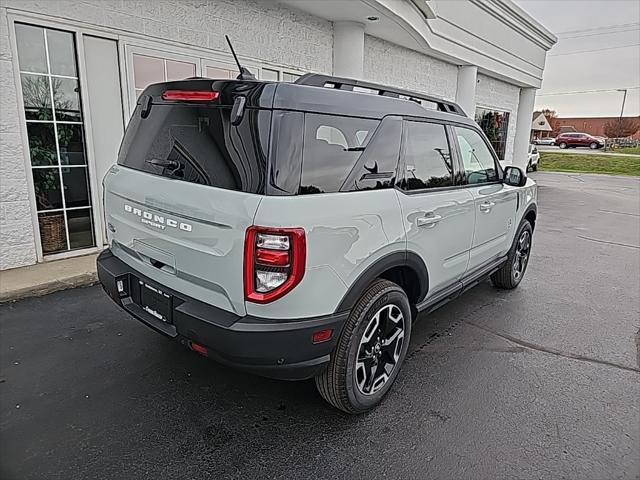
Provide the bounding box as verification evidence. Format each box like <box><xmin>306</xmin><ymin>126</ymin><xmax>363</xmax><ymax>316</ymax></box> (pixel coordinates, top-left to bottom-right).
<box><xmin>516</xmin><ymin>178</ymin><xmax>538</xmax><ymax>234</ymax></box>
<box><xmin>248</xmin><ymin>189</ymin><xmax>405</xmax><ymax>319</ymax></box>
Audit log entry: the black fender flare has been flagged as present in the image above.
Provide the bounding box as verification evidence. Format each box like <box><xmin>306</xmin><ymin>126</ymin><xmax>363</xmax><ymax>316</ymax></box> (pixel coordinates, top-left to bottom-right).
<box><xmin>522</xmin><ymin>203</ymin><xmax>537</xmax><ymax>229</ymax></box>
<box><xmin>334</xmin><ymin>251</ymin><xmax>429</xmax><ymax>313</ymax></box>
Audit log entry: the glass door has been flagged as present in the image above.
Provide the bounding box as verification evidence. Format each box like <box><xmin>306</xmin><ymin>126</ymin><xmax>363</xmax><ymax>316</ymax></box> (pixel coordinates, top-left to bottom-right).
<box><xmin>15</xmin><ymin>23</ymin><xmax>95</xmax><ymax>255</ymax></box>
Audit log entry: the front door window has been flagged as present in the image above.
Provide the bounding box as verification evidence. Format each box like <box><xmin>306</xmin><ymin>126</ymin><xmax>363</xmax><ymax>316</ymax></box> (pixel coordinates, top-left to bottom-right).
<box><xmin>15</xmin><ymin>23</ymin><xmax>95</xmax><ymax>254</ymax></box>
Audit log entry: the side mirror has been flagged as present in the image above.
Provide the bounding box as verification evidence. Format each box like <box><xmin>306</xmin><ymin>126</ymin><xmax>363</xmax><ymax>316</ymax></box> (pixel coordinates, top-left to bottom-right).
<box><xmin>504</xmin><ymin>166</ymin><xmax>527</xmax><ymax>187</ymax></box>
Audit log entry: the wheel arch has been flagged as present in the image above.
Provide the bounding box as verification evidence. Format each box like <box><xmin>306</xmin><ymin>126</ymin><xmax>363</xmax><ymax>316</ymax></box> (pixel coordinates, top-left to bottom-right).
<box><xmin>523</xmin><ymin>203</ymin><xmax>537</xmax><ymax>231</ymax></box>
<box><xmin>335</xmin><ymin>251</ymin><xmax>429</xmax><ymax>313</ymax></box>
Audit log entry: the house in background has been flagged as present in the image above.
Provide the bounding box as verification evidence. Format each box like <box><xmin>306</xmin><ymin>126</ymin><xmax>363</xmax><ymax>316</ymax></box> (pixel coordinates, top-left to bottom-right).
<box><xmin>0</xmin><ymin>0</ymin><xmax>556</xmax><ymax>270</ymax></box>
<box><xmin>531</xmin><ymin>110</ymin><xmax>553</xmax><ymax>140</ymax></box>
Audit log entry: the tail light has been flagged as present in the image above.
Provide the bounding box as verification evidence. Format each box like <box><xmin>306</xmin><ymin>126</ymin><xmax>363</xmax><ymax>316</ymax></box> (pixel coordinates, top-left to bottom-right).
<box><xmin>161</xmin><ymin>90</ymin><xmax>219</xmax><ymax>101</ymax></box>
<box><xmin>244</xmin><ymin>226</ymin><xmax>306</xmax><ymax>303</ymax></box>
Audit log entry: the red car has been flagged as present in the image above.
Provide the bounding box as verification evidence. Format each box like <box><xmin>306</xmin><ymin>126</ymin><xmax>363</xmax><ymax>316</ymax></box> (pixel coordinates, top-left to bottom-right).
<box><xmin>554</xmin><ymin>132</ymin><xmax>605</xmax><ymax>149</ymax></box>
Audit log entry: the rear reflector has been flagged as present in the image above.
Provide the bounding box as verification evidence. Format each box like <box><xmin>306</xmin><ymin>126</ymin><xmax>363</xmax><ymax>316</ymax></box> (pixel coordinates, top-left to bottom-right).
<box><xmin>190</xmin><ymin>342</ymin><xmax>208</xmax><ymax>356</ymax></box>
<box><xmin>312</xmin><ymin>329</ymin><xmax>333</xmax><ymax>344</ymax></box>
<box><xmin>256</xmin><ymin>248</ymin><xmax>289</xmax><ymax>266</ymax></box>
<box><xmin>162</xmin><ymin>90</ymin><xmax>220</xmax><ymax>101</ymax></box>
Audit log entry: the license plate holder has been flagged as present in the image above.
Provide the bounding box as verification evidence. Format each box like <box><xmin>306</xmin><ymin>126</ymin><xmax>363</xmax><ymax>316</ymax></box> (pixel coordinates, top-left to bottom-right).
<box><xmin>138</xmin><ymin>281</ymin><xmax>172</xmax><ymax>324</ymax></box>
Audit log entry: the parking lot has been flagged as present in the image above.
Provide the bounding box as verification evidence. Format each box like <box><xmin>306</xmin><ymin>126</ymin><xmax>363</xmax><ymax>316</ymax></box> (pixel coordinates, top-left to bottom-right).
<box><xmin>1</xmin><ymin>172</ymin><xmax>639</xmax><ymax>480</ymax></box>
<box><xmin>537</xmin><ymin>144</ymin><xmax>640</xmax><ymax>157</ymax></box>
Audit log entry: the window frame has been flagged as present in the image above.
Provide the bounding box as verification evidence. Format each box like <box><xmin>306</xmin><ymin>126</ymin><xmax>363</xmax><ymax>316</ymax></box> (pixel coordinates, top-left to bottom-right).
<box><xmin>396</xmin><ymin>117</ymin><xmax>461</xmax><ymax>195</ymax></box>
<box><xmin>450</xmin><ymin>124</ymin><xmax>504</xmax><ymax>187</ymax></box>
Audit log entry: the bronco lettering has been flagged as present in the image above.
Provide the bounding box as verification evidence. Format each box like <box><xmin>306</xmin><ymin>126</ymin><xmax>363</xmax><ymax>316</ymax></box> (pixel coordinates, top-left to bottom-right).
<box><xmin>123</xmin><ymin>204</ymin><xmax>192</xmax><ymax>232</ymax></box>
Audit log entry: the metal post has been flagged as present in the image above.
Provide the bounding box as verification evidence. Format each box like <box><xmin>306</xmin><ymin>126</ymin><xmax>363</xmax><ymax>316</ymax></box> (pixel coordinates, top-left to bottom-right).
<box><xmin>618</xmin><ymin>89</ymin><xmax>628</xmax><ymax>120</ymax></box>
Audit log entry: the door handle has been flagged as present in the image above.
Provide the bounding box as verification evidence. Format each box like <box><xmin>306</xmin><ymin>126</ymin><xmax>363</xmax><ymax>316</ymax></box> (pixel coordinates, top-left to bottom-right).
<box><xmin>479</xmin><ymin>201</ymin><xmax>495</xmax><ymax>212</ymax></box>
<box><xmin>417</xmin><ymin>213</ymin><xmax>442</xmax><ymax>227</ymax></box>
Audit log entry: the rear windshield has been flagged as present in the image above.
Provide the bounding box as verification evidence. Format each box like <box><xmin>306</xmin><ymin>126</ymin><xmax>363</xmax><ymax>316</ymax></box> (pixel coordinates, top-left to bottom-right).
<box><xmin>118</xmin><ymin>104</ymin><xmax>270</xmax><ymax>194</ymax></box>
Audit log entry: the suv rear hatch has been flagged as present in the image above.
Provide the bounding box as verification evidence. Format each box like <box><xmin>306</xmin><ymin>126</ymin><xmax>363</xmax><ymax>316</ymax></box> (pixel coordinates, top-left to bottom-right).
<box><xmin>103</xmin><ymin>80</ymin><xmax>275</xmax><ymax>315</ymax></box>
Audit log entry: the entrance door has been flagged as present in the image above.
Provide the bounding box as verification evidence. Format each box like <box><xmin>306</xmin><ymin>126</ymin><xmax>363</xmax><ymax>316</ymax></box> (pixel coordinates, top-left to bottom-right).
<box><xmin>83</xmin><ymin>35</ymin><xmax>124</xmax><ymax>244</ymax></box>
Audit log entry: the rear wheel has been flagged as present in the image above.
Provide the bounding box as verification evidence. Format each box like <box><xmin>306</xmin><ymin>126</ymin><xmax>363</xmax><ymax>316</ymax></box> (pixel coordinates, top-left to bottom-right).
<box><xmin>559</xmin><ymin>142</ymin><xmax>567</xmax><ymax>149</ymax></box>
<box><xmin>491</xmin><ymin>220</ymin><xmax>533</xmax><ymax>289</ymax></box>
<box><xmin>315</xmin><ymin>279</ymin><xmax>411</xmax><ymax>414</ymax></box>
<box><xmin>532</xmin><ymin>162</ymin><xmax>538</xmax><ymax>171</ymax></box>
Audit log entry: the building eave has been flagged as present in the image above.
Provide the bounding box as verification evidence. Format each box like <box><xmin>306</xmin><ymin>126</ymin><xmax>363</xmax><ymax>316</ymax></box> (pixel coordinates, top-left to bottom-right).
<box><xmin>278</xmin><ymin>0</ymin><xmax>557</xmax><ymax>88</ymax></box>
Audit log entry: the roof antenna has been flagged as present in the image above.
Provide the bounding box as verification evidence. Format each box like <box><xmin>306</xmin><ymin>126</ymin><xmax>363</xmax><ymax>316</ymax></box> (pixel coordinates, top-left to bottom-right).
<box><xmin>225</xmin><ymin>35</ymin><xmax>257</xmax><ymax>81</ymax></box>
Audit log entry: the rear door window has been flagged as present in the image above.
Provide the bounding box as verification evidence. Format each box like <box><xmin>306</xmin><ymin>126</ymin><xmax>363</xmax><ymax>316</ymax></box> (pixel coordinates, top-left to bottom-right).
<box><xmin>400</xmin><ymin>121</ymin><xmax>454</xmax><ymax>191</ymax></box>
<box><xmin>341</xmin><ymin>116</ymin><xmax>402</xmax><ymax>192</ymax></box>
<box><xmin>299</xmin><ymin>114</ymin><xmax>380</xmax><ymax>194</ymax></box>
<box><xmin>118</xmin><ymin>103</ymin><xmax>270</xmax><ymax>194</ymax></box>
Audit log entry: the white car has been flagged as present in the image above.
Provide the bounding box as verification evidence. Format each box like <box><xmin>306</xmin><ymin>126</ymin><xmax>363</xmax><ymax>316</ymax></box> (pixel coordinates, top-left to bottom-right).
<box><xmin>534</xmin><ymin>137</ymin><xmax>555</xmax><ymax>146</ymax></box>
<box><xmin>498</xmin><ymin>144</ymin><xmax>540</xmax><ymax>172</ymax></box>
<box><xmin>528</xmin><ymin>144</ymin><xmax>540</xmax><ymax>171</ymax></box>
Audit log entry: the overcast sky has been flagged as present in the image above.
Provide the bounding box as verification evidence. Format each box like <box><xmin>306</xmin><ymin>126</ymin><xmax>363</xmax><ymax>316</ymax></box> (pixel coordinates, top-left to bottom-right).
<box><xmin>513</xmin><ymin>0</ymin><xmax>640</xmax><ymax>118</ymax></box>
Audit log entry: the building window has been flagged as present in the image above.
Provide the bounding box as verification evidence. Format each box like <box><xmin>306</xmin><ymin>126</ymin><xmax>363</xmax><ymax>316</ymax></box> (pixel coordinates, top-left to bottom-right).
<box><xmin>474</xmin><ymin>108</ymin><xmax>510</xmax><ymax>160</ymax></box>
<box><xmin>15</xmin><ymin>23</ymin><xmax>95</xmax><ymax>254</ymax></box>
<box><xmin>260</xmin><ymin>68</ymin><xmax>302</xmax><ymax>82</ymax></box>
<box><xmin>261</xmin><ymin>68</ymin><xmax>279</xmax><ymax>81</ymax></box>
<box><xmin>132</xmin><ymin>53</ymin><xmax>197</xmax><ymax>97</ymax></box>
<box><xmin>282</xmin><ymin>72</ymin><xmax>300</xmax><ymax>82</ymax></box>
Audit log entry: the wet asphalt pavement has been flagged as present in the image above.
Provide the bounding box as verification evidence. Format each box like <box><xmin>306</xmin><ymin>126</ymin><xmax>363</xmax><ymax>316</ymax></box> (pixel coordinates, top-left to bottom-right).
<box><xmin>1</xmin><ymin>172</ymin><xmax>639</xmax><ymax>480</ymax></box>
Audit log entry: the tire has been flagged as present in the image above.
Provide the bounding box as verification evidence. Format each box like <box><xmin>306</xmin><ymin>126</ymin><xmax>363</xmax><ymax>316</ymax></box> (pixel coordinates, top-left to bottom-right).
<box><xmin>491</xmin><ymin>220</ymin><xmax>533</xmax><ymax>289</ymax></box>
<box><xmin>589</xmin><ymin>142</ymin><xmax>598</xmax><ymax>149</ymax></box>
<box><xmin>532</xmin><ymin>163</ymin><xmax>538</xmax><ymax>171</ymax></box>
<box><xmin>315</xmin><ymin>279</ymin><xmax>412</xmax><ymax>414</ymax></box>
<box><xmin>559</xmin><ymin>142</ymin><xmax>567</xmax><ymax>149</ymax></box>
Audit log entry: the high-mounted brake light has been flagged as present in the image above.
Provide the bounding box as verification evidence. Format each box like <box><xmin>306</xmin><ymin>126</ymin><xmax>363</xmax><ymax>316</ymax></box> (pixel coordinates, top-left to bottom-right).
<box><xmin>244</xmin><ymin>226</ymin><xmax>306</xmax><ymax>303</ymax></box>
<box><xmin>161</xmin><ymin>90</ymin><xmax>220</xmax><ymax>101</ymax></box>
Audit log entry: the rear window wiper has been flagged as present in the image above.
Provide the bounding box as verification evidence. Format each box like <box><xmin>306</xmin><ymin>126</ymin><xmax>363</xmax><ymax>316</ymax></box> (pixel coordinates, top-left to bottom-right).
<box><xmin>343</xmin><ymin>146</ymin><xmax>365</xmax><ymax>152</ymax></box>
<box><xmin>146</xmin><ymin>158</ymin><xmax>180</xmax><ymax>170</ymax></box>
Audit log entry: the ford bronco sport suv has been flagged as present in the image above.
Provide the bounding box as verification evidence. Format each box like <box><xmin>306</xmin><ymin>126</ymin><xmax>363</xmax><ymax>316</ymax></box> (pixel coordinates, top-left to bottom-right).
<box><xmin>97</xmin><ymin>73</ymin><xmax>537</xmax><ymax>413</ymax></box>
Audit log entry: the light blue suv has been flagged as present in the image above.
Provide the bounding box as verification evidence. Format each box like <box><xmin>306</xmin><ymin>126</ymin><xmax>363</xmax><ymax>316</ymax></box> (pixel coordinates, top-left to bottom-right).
<box><xmin>97</xmin><ymin>74</ymin><xmax>537</xmax><ymax>413</ymax></box>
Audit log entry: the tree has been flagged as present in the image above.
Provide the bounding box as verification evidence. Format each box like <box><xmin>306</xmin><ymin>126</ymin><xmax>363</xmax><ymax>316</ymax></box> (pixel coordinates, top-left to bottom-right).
<box><xmin>603</xmin><ymin>118</ymin><xmax>640</xmax><ymax>138</ymax></box>
<box><xmin>540</xmin><ymin>108</ymin><xmax>557</xmax><ymax>120</ymax></box>
<box><xmin>539</xmin><ymin>108</ymin><xmax>561</xmax><ymax>136</ymax></box>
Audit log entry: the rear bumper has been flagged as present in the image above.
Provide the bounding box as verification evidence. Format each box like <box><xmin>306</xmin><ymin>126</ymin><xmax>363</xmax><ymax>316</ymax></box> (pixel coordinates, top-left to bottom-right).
<box><xmin>97</xmin><ymin>249</ymin><xmax>347</xmax><ymax>380</ymax></box>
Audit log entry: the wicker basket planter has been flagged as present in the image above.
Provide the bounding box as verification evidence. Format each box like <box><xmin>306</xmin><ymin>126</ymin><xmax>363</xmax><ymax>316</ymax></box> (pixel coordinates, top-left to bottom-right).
<box><xmin>39</xmin><ymin>213</ymin><xmax>67</xmax><ymax>253</ymax></box>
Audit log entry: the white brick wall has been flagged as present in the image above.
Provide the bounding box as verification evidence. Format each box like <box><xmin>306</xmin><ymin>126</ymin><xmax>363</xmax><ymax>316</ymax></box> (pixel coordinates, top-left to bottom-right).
<box><xmin>0</xmin><ymin>7</ymin><xmax>37</xmax><ymax>270</ymax></box>
<box><xmin>2</xmin><ymin>0</ymin><xmax>333</xmax><ymax>73</ymax></box>
<box><xmin>475</xmin><ymin>73</ymin><xmax>521</xmax><ymax>162</ymax></box>
<box><xmin>0</xmin><ymin>0</ymin><xmax>333</xmax><ymax>270</ymax></box>
<box><xmin>363</xmin><ymin>35</ymin><xmax>458</xmax><ymax>100</ymax></box>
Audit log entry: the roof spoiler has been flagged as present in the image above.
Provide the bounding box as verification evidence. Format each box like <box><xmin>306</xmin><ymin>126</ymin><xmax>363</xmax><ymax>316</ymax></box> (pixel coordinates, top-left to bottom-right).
<box><xmin>295</xmin><ymin>73</ymin><xmax>465</xmax><ymax>116</ymax></box>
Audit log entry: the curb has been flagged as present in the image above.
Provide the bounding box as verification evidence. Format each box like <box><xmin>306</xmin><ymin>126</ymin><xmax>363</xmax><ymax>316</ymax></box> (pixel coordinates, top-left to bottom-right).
<box><xmin>0</xmin><ymin>272</ymin><xmax>98</xmax><ymax>304</ymax></box>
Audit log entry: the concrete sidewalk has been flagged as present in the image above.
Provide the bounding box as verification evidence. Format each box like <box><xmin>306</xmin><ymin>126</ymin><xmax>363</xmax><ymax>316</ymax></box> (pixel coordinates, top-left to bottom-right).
<box><xmin>0</xmin><ymin>253</ymin><xmax>98</xmax><ymax>303</ymax></box>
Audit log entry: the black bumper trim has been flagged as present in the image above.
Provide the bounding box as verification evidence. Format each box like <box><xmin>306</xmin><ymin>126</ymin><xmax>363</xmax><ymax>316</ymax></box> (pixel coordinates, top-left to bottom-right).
<box><xmin>97</xmin><ymin>249</ymin><xmax>348</xmax><ymax>380</ymax></box>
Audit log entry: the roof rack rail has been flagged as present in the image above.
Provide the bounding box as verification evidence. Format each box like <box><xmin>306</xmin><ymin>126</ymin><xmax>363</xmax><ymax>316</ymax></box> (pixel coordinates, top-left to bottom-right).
<box><xmin>294</xmin><ymin>73</ymin><xmax>466</xmax><ymax>116</ymax></box>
